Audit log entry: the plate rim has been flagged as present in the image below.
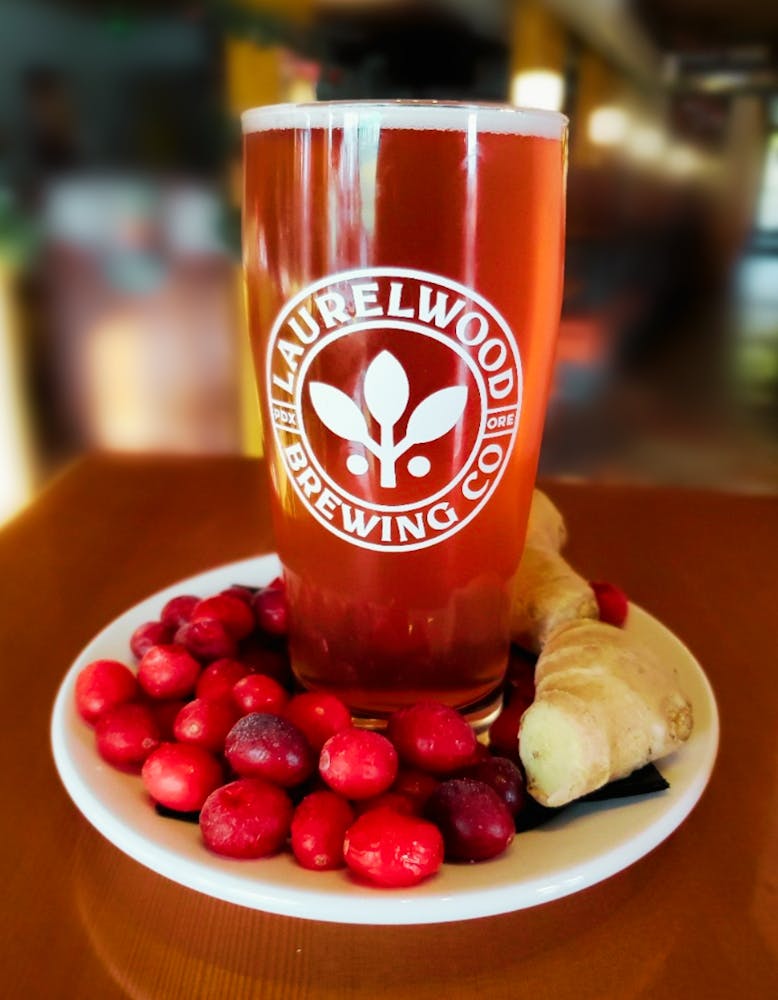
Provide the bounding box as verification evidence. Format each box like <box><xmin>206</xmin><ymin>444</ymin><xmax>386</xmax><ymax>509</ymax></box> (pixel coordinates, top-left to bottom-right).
<box><xmin>51</xmin><ymin>554</ymin><xmax>719</xmax><ymax>925</ymax></box>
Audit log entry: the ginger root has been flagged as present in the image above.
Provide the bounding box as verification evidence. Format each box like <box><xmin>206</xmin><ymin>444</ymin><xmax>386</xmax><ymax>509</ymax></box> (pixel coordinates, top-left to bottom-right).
<box><xmin>509</xmin><ymin>490</ymin><xmax>598</xmax><ymax>653</ymax></box>
<box><xmin>518</xmin><ymin>619</ymin><xmax>694</xmax><ymax>807</ymax></box>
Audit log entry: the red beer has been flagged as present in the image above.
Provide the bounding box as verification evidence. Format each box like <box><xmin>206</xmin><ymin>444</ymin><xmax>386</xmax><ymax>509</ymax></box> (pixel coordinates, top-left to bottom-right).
<box><xmin>243</xmin><ymin>102</ymin><xmax>567</xmax><ymax>723</ymax></box>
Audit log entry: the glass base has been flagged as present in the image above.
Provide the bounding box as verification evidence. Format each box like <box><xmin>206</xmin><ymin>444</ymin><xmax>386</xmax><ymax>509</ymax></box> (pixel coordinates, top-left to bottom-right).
<box><xmin>350</xmin><ymin>686</ymin><xmax>504</xmax><ymax>735</ymax></box>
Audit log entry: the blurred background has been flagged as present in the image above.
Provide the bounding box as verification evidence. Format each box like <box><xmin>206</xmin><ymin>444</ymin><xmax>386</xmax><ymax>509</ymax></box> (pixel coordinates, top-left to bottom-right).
<box><xmin>1</xmin><ymin>0</ymin><xmax>777</xmax><ymax>526</ymax></box>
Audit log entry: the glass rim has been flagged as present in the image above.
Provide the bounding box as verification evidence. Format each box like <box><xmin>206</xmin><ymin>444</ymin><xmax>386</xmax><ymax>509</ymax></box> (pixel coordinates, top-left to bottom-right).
<box><xmin>241</xmin><ymin>100</ymin><xmax>568</xmax><ymax>139</ymax></box>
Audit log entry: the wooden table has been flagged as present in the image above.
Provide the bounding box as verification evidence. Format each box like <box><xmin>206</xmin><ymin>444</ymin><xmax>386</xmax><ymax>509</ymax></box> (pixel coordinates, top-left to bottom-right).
<box><xmin>2</xmin><ymin>454</ymin><xmax>776</xmax><ymax>999</ymax></box>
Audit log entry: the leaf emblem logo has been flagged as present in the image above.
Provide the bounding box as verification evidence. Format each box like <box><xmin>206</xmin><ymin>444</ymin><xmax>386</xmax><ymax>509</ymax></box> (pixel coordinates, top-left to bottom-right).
<box><xmin>309</xmin><ymin>350</ymin><xmax>468</xmax><ymax>488</ymax></box>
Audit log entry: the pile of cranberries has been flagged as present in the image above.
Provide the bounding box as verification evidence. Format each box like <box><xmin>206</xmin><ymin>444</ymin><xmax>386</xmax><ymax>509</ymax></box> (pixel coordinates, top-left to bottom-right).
<box><xmin>73</xmin><ymin>574</ymin><xmax>624</xmax><ymax>892</ymax></box>
<box><xmin>74</xmin><ymin>577</ymin><xmax>544</xmax><ymax>889</ymax></box>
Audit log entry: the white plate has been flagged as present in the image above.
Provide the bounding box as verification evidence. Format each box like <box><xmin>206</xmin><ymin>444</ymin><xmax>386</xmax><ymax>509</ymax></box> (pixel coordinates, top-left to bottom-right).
<box><xmin>51</xmin><ymin>554</ymin><xmax>719</xmax><ymax>925</ymax></box>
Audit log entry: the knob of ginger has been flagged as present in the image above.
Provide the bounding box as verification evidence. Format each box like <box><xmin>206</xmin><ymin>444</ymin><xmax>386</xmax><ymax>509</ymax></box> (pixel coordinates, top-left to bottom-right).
<box><xmin>509</xmin><ymin>490</ymin><xmax>598</xmax><ymax>653</ymax></box>
<box><xmin>518</xmin><ymin>619</ymin><xmax>694</xmax><ymax>807</ymax></box>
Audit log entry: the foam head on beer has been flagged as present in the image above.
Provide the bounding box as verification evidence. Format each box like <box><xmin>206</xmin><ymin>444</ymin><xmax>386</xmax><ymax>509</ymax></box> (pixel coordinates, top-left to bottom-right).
<box><xmin>242</xmin><ymin>101</ymin><xmax>567</xmax><ymax>724</ymax></box>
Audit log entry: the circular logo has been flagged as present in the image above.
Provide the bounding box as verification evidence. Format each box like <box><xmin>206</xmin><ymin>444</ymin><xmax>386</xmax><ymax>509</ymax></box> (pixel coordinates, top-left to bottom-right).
<box><xmin>266</xmin><ymin>268</ymin><xmax>522</xmax><ymax>552</ymax></box>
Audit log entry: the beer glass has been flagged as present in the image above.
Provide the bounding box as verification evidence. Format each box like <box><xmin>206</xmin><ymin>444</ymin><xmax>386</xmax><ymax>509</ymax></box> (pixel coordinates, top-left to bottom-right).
<box><xmin>243</xmin><ymin>101</ymin><xmax>567</xmax><ymax>726</ymax></box>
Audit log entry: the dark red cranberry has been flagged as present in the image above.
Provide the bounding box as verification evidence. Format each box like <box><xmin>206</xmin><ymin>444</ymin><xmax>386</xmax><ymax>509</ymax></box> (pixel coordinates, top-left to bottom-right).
<box><xmin>460</xmin><ymin>756</ymin><xmax>525</xmax><ymax>817</ymax></box>
<box><xmin>391</xmin><ymin>768</ymin><xmax>441</xmax><ymax>811</ymax></box>
<box><xmin>487</xmin><ymin>696</ymin><xmax>531</xmax><ymax>763</ymax></box>
<box><xmin>130</xmin><ymin>620</ymin><xmax>175</xmax><ymax>659</ymax></box>
<box><xmin>424</xmin><ymin>778</ymin><xmax>514</xmax><ymax>861</ymax></box>
<box><xmin>591</xmin><ymin>581</ymin><xmax>629</xmax><ymax>627</ymax></box>
<box><xmin>175</xmin><ymin>619</ymin><xmax>237</xmax><ymax>662</ymax></box>
<box><xmin>253</xmin><ymin>585</ymin><xmax>288</xmax><ymax>635</ymax></box>
<box><xmin>219</xmin><ymin>585</ymin><xmax>256</xmax><ymax>606</ymax></box>
<box><xmin>160</xmin><ymin>595</ymin><xmax>200</xmax><ymax>629</ymax></box>
<box><xmin>224</xmin><ymin>713</ymin><xmax>314</xmax><ymax>787</ymax></box>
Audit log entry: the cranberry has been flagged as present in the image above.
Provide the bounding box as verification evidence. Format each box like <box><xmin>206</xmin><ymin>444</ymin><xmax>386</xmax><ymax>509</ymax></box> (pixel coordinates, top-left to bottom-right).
<box><xmin>95</xmin><ymin>702</ymin><xmax>160</xmax><ymax>769</ymax></box>
<box><xmin>175</xmin><ymin>619</ymin><xmax>237</xmax><ymax>662</ymax></box>
<box><xmin>391</xmin><ymin>768</ymin><xmax>441</xmax><ymax>811</ymax></box>
<box><xmin>487</xmin><ymin>695</ymin><xmax>531</xmax><ymax>762</ymax></box>
<box><xmin>506</xmin><ymin>647</ymin><xmax>536</xmax><ymax>704</ymax></box>
<box><xmin>284</xmin><ymin>692</ymin><xmax>352</xmax><ymax>751</ymax></box>
<box><xmin>160</xmin><ymin>595</ymin><xmax>200</xmax><ymax>629</ymax></box>
<box><xmin>130</xmin><ymin>621</ymin><xmax>175</xmax><ymax>659</ymax></box>
<box><xmin>290</xmin><ymin>790</ymin><xmax>355</xmax><ymax>870</ymax></box>
<box><xmin>224</xmin><ymin>713</ymin><xmax>314</xmax><ymax>787</ymax></box>
<box><xmin>195</xmin><ymin>658</ymin><xmax>250</xmax><ymax>702</ymax></box>
<box><xmin>138</xmin><ymin>643</ymin><xmax>201</xmax><ymax>700</ymax></box>
<box><xmin>173</xmin><ymin>698</ymin><xmax>239</xmax><ymax>753</ymax></box>
<box><xmin>146</xmin><ymin>698</ymin><xmax>187</xmax><ymax>740</ymax></box>
<box><xmin>343</xmin><ymin>807</ymin><xmax>444</xmax><ymax>888</ymax></box>
<box><xmin>354</xmin><ymin>791</ymin><xmax>416</xmax><ymax>816</ymax></box>
<box><xmin>191</xmin><ymin>594</ymin><xmax>256</xmax><ymax>640</ymax></box>
<box><xmin>142</xmin><ymin>743</ymin><xmax>223</xmax><ymax>812</ymax></box>
<box><xmin>591</xmin><ymin>581</ymin><xmax>629</xmax><ymax>627</ymax></box>
<box><xmin>425</xmin><ymin>778</ymin><xmax>514</xmax><ymax>861</ymax></box>
<box><xmin>219</xmin><ymin>585</ymin><xmax>256</xmax><ymax>606</ymax></box>
<box><xmin>75</xmin><ymin>659</ymin><xmax>138</xmax><ymax>725</ymax></box>
<box><xmin>387</xmin><ymin>702</ymin><xmax>478</xmax><ymax>774</ymax></box>
<box><xmin>200</xmin><ymin>778</ymin><xmax>293</xmax><ymax>859</ymax></box>
<box><xmin>232</xmin><ymin>674</ymin><xmax>289</xmax><ymax>715</ymax></box>
<box><xmin>237</xmin><ymin>636</ymin><xmax>291</xmax><ymax>686</ymax></box>
<box><xmin>253</xmin><ymin>585</ymin><xmax>288</xmax><ymax>635</ymax></box>
<box><xmin>319</xmin><ymin>728</ymin><xmax>398</xmax><ymax>800</ymax></box>
<box><xmin>460</xmin><ymin>756</ymin><xmax>525</xmax><ymax>817</ymax></box>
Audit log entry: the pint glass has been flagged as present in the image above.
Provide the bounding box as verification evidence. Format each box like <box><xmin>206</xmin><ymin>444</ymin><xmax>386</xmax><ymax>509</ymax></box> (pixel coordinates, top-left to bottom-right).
<box><xmin>243</xmin><ymin>102</ymin><xmax>567</xmax><ymax>725</ymax></box>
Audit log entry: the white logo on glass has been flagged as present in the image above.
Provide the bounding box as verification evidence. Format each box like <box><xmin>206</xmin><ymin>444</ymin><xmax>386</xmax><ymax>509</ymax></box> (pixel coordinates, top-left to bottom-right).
<box><xmin>309</xmin><ymin>350</ymin><xmax>467</xmax><ymax>489</ymax></box>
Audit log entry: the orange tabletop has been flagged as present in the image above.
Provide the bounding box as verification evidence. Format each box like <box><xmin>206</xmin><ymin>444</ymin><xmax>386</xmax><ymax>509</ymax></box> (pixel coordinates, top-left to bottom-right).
<box><xmin>1</xmin><ymin>453</ymin><xmax>776</xmax><ymax>999</ymax></box>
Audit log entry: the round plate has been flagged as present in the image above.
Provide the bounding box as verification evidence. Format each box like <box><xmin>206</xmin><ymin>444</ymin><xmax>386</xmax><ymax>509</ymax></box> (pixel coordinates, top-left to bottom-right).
<box><xmin>51</xmin><ymin>554</ymin><xmax>719</xmax><ymax>925</ymax></box>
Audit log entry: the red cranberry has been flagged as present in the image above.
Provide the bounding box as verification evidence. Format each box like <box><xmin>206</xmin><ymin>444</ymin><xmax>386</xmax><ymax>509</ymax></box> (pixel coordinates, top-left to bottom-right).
<box><xmin>387</xmin><ymin>702</ymin><xmax>477</xmax><ymax>774</ymax></box>
<box><xmin>505</xmin><ymin>647</ymin><xmax>536</xmax><ymax>704</ymax></box>
<box><xmin>237</xmin><ymin>636</ymin><xmax>291</xmax><ymax>686</ymax></box>
<box><xmin>354</xmin><ymin>791</ymin><xmax>416</xmax><ymax>816</ymax></box>
<box><xmin>173</xmin><ymin>698</ymin><xmax>239</xmax><ymax>753</ymax></box>
<box><xmin>142</xmin><ymin>743</ymin><xmax>223</xmax><ymax>812</ymax></box>
<box><xmin>487</xmin><ymin>696</ymin><xmax>531</xmax><ymax>762</ymax></box>
<box><xmin>191</xmin><ymin>594</ymin><xmax>256</xmax><ymax>640</ymax></box>
<box><xmin>232</xmin><ymin>674</ymin><xmax>289</xmax><ymax>715</ymax></box>
<box><xmin>95</xmin><ymin>703</ymin><xmax>160</xmax><ymax>769</ymax></box>
<box><xmin>200</xmin><ymin>778</ymin><xmax>293</xmax><ymax>859</ymax></box>
<box><xmin>460</xmin><ymin>756</ymin><xmax>525</xmax><ymax>817</ymax></box>
<box><xmin>391</xmin><ymin>768</ymin><xmax>441</xmax><ymax>811</ymax></box>
<box><xmin>175</xmin><ymin>619</ymin><xmax>237</xmax><ymax>662</ymax></box>
<box><xmin>224</xmin><ymin>713</ymin><xmax>314</xmax><ymax>787</ymax></box>
<box><xmin>290</xmin><ymin>790</ymin><xmax>355</xmax><ymax>870</ymax></box>
<box><xmin>343</xmin><ymin>807</ymin><xmax>444</xmax><ymax>887</ymax></box>
<box><xmin>219</xmin><ymin>585</ymin><xmax>256</xmax><ymax>606</ymax></box>
<box><xmin>130</xmin><ymin>621</ymin><xmax>175</xmax><ymax>659</ymax></box>
<box><xmin>424</xmin><ymin>778</ymin><xmax>514</xmax><ymax>861</ymax></box>
<box><xmin>319</xmin><ymin>728</ymin><xmax>398</xmax><ymax>800</ymax></box>
<box><xmin>196</xmin><ymin>658</ymin><xmax>250</xmax><ymax>702</ymax></box>
<box><xmin>591</xmin><ymin>581</ymin><xmax>630</xmax><ymax>627</ymax></box>
<box><xmin>146</xmin><ymin>698</ymin><xmax>187</xmax><ymax>740</ymax></box>
<box><xmin>137</xmin><ymin>644</ymin><xmax>201</xmax><ymax>700</ymax></box>
<box><xmin>75</xmin><ymin>659</ymin><xmax>138</xmax><ymax>725</ymax></box>
<box><xmin>160</xmin><ymin>595</ymin><xmax>200</xmax><ymax>629</ymax></box>
<box><xmin>253</xmin><ymin>585</ymin><xmax>288</xmax><ymax>635</ymax></box>
<box><xmin>284</xmin><ymin>692</ymin><xmax>352</xmax><ymax>751</ymax></box>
